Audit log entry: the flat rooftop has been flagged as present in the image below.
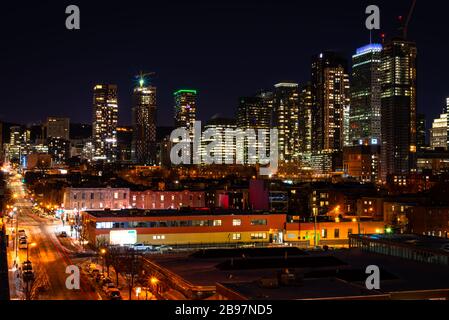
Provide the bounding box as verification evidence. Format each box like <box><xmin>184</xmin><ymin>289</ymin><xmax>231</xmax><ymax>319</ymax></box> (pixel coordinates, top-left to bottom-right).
<box><xmin>355</xmin><ymin>234</ymin><xmax>449</xmax><ymax>254</ymax></box>
<box><xmin>220</xmin><ymin>278</ymin><xmax>386</xmax><ymax>300</ymax></box>
<box><xmin>145</xmin><ymin>247</ymin><xmax>449</xmax><ymax>297</ymax></box>
<box><xmin>83</xmin><ymin>208</ymin><xmax>285</xmax><ymax>218</ymax></box>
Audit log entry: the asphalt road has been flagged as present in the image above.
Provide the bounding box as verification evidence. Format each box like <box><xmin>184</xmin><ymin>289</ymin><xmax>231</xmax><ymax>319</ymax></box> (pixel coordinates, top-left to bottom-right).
<box><xmin>7</xmin><ymin>171</ymin><xmax>100</xmax><ymax>300</ymax></box>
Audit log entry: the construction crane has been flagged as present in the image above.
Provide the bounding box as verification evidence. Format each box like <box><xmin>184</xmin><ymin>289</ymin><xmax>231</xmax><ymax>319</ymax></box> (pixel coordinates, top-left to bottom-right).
<box><xmin>135</xmin><ymin>71</ymin><xmax>156</xmax><ymax>87</ymax></box>
<box><xmin>400</xmin><ymin>0</ymin><xmax>417</xmax><ymax>40</ymax></box>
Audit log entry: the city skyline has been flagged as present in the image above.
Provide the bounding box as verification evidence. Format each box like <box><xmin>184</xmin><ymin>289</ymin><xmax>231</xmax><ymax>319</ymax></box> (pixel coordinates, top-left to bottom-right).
<box><xmin>4</xmin><ymin>1</ymin><xmax>449</xmax><ymax>305</ymax></box>
<box><xmin>1</xmin><ymin>0</ymin><xmax>448</xmax><ymax>127</ymax></box>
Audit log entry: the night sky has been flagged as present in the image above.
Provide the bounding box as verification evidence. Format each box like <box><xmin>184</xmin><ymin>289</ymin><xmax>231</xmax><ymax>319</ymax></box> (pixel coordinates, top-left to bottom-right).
<box><xmin>1</xmin><ymin>0</ymin><xmax>448</xmax><ymax>127</ymax></box>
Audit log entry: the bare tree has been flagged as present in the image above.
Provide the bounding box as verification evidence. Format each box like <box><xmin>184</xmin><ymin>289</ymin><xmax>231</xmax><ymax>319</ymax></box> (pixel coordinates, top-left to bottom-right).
<box><xmin>119</xmin><ymin>248</ymin><xmax>143</xmax><ymax>300</ymax></box>
<box><xmin>104</xmin><ymin>246</ymin><xmax>143</xmax><ymax>300</ymax></box>
<box><xmin>106</xmin><ymin>246</ymin><xmax>123</xmax><ymax>288</ymax></box>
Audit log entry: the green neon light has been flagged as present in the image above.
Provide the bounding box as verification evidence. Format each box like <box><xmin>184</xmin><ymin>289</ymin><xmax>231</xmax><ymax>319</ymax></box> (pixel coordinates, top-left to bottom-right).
<box><xmin>174</xmin><ymin>89</ymin><xmax>197</xmax><ymax>96</ymax></box>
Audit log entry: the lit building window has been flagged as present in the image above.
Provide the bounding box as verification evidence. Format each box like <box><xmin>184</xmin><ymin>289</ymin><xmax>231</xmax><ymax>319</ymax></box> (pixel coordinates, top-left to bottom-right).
<box><xmin>232</xmin><ymin>233</ymin><xmax>241</xmax><ymax>240</ymax></box>
<box><xmin>232</xmin><ymin>219</ymin><xmax>242</xmax><ymax>226</ymax></box>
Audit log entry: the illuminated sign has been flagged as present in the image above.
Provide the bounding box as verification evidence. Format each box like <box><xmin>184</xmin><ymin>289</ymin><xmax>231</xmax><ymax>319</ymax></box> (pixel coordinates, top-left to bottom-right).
<box><xmin>109</xmin><ymin>230</ymin><xmax>137</xmax><ymax>246</ymax></box>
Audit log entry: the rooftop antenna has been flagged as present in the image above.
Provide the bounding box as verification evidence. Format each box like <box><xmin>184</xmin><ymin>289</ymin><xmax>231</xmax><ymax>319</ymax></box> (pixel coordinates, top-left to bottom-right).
<box><xmin>135</xmin><ymin>71</ymin><xmax>156</xmax><ymax>87</ymax></box>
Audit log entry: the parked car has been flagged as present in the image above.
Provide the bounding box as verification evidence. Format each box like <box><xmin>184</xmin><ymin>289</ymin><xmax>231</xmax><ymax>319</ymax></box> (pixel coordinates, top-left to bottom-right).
<box><xmin>156</xmin><ymin>245</ymin><xmax>173</xmax><ymax>253</ymax></box>
<box><xmin>133</xmin><ymin>243</ymin><xmax>153</xmax><ymax>251</ymax></box>
<box><xmin>103</xmin><ymin>282</ymin><xmax>116</xmax><ymax>293</ymax></box>
<box><xmin>107</xmin><ymin>288</ymin><xmax>122</xmax><ymax>300</ymax></box>
<box><xmin>101</xmin><ymin>277</ymin><xmax>113</xmax><ymax>287</ymax></box>
<box><xmin>18</xmin><ymin>230</ymin><xmax>26</xmax><ymax>238</ymax></box>
<box><xmin>22</xmin><ymin>261</ymin><xmax>33</xmax><ymax>272</ymax></box>
<box><xmin>59</xmin><ymin>231</ymin><xmax>68</xmax><ymax>238</ymax></box>
<box><xmin>22</xmin><ymin>270</ymin><xmax>35</xmax><ymax>282</ymax></box>
<box><xmin>19</xmin><ymin>239</ymin><xmax>28</xmax><ymax>249</ymax></box>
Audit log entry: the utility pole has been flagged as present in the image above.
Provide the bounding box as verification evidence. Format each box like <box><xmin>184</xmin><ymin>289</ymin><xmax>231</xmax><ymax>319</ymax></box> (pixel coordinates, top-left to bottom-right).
<box><xmin>313</xmin><ymin>212</ymin><xmax>318</xmax><ymax>248</ymax></box>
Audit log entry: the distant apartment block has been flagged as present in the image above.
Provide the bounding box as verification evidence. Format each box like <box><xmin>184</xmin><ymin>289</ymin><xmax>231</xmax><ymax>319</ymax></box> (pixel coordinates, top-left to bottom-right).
<box><xmin>63</xmin><ymin>187</ymin><xmax>130</xmax><ymax>210</ymax></box>
<box><xmin>130</xmin><ymin>190</ymin><xmax>205</xmax><ymax>210</ymax></box>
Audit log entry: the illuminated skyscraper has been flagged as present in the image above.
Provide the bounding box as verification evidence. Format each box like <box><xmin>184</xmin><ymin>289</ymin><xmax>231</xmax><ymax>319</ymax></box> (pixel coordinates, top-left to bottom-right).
<box><xmin>350</xmin><ymin>44</ymin><xmax>382</xmax><ymax>146</ymax></box>
<box><xmin>201</xmin><ymin>117</ymin><xmax>237</xmax><ymax>164</ymax></box>
<box><xmin>311</xmin><ymin>52</ymin><xmax>350</xmax><ymax>172</ymax></box>
<box><xmin>430</xmin><ymin>99</ymin><xmax>449</xmax><ymax>150</ymax></box>
<box><xmin>299</xmin><ymin>82</ymin><xmax>313</xmax><ymax>166</ymax></box>
<box><xmin>8</xmin><ymin>126</ymin><xmax>30</xmax><ymax>164</ymax></box>
<box><xmin>236</xmin><ymin>96</ymin><xmax>271</xmax><ymax>130</ymax></box>
<box><xmin>92</xmin><ymin>84</ymin><xmax>118</xmax><ymax>162</ymax></box>
<box><xmin>174</xmin><ymin>89</ymin><xmax>197</xmax><ymax>137</ymax></box>
<box><xmin>273</xmin><ymin>82</ymin><xmax>300</xmax><ymax>163</ymax></box>
<box><xmin>380</xmin><ymin>38</ymin><xmax>417</xmax><ymax>180</ymax></box>
<box><xmin>132</xmin><ymin>78</ymin><xmax>157</xmax><ymax>165</ymax></box>
<box><xmin>236</xmin><ymin>94</ymin><xmax>273</xmax><ymax>164</ymax></box>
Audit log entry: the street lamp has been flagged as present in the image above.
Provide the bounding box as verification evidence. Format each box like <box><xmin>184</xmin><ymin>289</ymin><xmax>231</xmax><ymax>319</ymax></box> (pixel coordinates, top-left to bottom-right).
<box><xmin>148</xmin><ymin>276</ymin><xmax>159</xmax><ymax>299</ymax></box>
<box><xmin>100</xmin><ymin>248</ymin><xmax>107</xmax><ymax>273</ymax></box>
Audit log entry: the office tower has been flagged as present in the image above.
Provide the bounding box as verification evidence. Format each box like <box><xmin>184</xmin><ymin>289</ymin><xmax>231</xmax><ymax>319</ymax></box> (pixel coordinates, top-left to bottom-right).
<box><xmin>48</xmin><ymin>137</ymin><xmax>70</xmax><ymax>164</ymax></box>
<box><xmin>255</xmin><ymin>89</ymin><xmax>275</xmax><ymax>126</ymax></box>
<box><xmin>117</xmin><ymin>126</ymin><xmax>133</xmax><ymax>163</ymax></box>
<box><xmin>92</xmin><ymin>84</ymin><xmax>118</xmax><ymax>162</ymax></box>
<box><xmin>310</xmin><ymin>52</ymin><xmax>350</xmax><ymax>172</ymax></box>
<box><xmin>132</xmin><ymin>78</ymin><xmax>157</xmax><ymax>165</ymax></box>
<box><xmin>350</xmin><ymin>44</ymin><xmax>382</xmax><ymax>146</ymax></box>
<box><xmin>236</xmin><ymin>95</ymin><xmax>272</xmax><ymax>164</ymax></box>
<box><xmin>273</xmin><ymin>82</ymin><xmax>300</xmax><ymax>163</ymax></box>
<box><xmin>380</xmin><ymin>38</ymin><xmax>417</xmax><ymax>180</ymax></box>
<box><xmin>236</xmin><ymin>96</ymin><xmax>271</xmax><ymax>130</ymax></box>
<box><xmin>174</xmin><ymin>89</ymin><xmax>197</xmax><ymax>137</ymax></box>
<box><xmin>9</xmin><ymin>126</ymin><xmax>22</xmax><ymax>161</ymax></box>
<box><xmin>8</xmin><ymin>126</ymin><xmax>30</xmax><ymax>164</ymax></box>
<box><xmin>46</xmin><ymin>117</ymin><xmax>70</xmax><ymax>140</ymax></box>
<box><xmin>430</xmin><ymin>100</ymin><xmax>449</xmax><ymax>150</ymax></box>
<box><xmin>201</xmin><ymin>117</ymin><xmax>237</xmax><ymax>164</ymax></box>
<box><xmin>299</xmin><ymin>82</ymin><xmax>313</xmax><ymax>167</ymax></box>
<box><xmin>417</xmin><ymin>113</ymin><xmax>427</xmax><ymax>151</ymax></box>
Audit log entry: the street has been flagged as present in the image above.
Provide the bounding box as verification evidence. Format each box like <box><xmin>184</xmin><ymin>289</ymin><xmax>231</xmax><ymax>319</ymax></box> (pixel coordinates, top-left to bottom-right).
<box><xmin>6</xmin><ymin>171</ymin><xmax>100</xmax><ymax>300</ymax></box>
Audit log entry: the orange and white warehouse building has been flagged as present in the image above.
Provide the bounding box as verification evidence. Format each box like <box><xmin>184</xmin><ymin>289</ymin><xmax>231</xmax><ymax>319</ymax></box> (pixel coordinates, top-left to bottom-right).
<box><xmin>81</xmin><ymin>208</ymin><xmax>387</xmax><ymax>248</ymax></box>
<box><xmin>81</xmin><ymin>209</ymin><xmax>287</xmax><ymax>247</ymax></box>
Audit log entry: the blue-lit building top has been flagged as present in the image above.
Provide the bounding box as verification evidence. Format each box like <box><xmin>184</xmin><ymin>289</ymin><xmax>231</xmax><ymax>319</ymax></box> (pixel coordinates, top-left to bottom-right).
<box><xmin>355</xmin><ymin>44</ymin><xmax>383</xmax><ymax>56</ymax></box>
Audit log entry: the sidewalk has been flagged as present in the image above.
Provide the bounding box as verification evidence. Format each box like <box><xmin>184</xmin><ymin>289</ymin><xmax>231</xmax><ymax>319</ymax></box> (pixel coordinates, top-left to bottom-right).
<box><xmin>82</xmin><ymin>261</ymin><xmax>155</xmax><ymax>300</ymax></box>
<box><xmin>7</xmin><ymin>237</ymin><xmax>24</xmax><ymax>300</ymax></box>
